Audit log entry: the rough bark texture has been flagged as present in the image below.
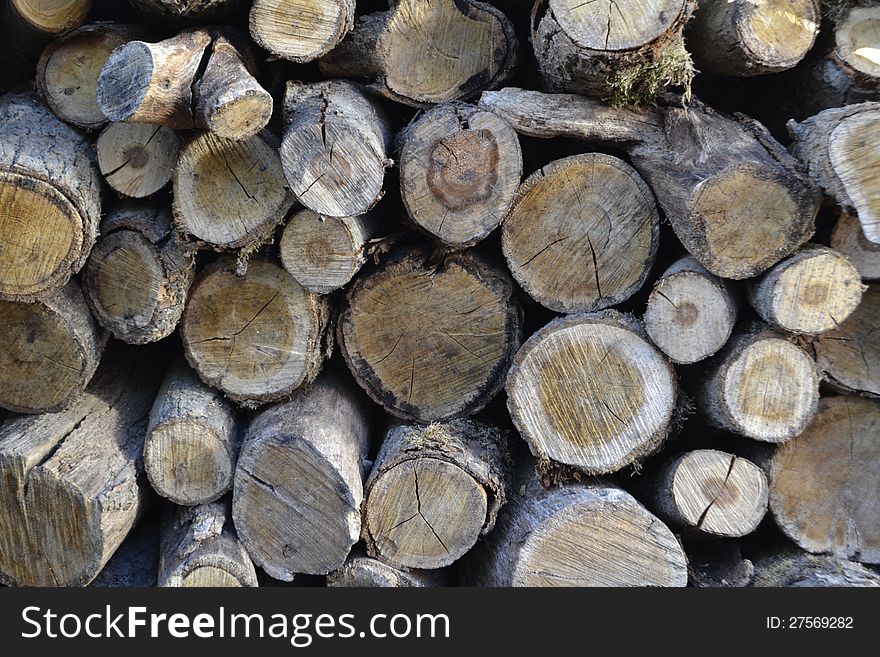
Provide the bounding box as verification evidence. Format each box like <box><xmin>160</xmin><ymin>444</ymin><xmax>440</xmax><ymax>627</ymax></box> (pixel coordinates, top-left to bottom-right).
<box><xmin>750</xmin><ymin>547</ymin><xmax>880</xmax><ymax>587</ymax></box>
<box><xmin>249</xmin><ymin>0</ymin><xmax>355</xmax><ymax>63</ymax></box>
<box><xmin>318</xmin><ymin>0</ymin><xmax>518</xmax><ymax>107</ymax></box>
<box><xmin>83</xmin><ymin>202</ymin><xmax>195</xmax><ymax>344</ymax></box>
<box><xmin>96</xmin><ymin>123</ymin><xmax>180</xmax><ymax>199</ymax></box>
<box><xmin>128</xmin><ymin>0</ymin><xmax>241</xmax><ymax>21</ymax></box>
<box><xmin>480</xmin><ymin>88</ymin><xmax>820</xmax><ymax>279</ymax></box>
<box><xmin>327</xmin><ymin>551</ymin><xmax>446</xmax><ymax>587</ymax></box>
<box><xmin>831</xmin><ymin>209</ymin><xmax>880</xmax><ymax>281</ymax></box>
<box><xmin>362</xmin><ymin>420</ymin><xmax>511</xmax><ymax>570</ymax></box>
<box><xmin>233</xmin><ymin>370</ymin><xmax>371</xmax><ymax>579</ymax></box>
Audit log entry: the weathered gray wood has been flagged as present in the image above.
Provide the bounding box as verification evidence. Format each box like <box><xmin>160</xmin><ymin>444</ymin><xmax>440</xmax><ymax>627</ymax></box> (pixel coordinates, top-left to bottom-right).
<box><xmin>97</xmin><ymin>123</ymin><xmax>180</xmax><ymax>199</ymax></box>
<box><xmin>831</xmin><ymin>210</ymin><xmax>880</xmax><ymax>281</ymax></box>
<box><xmin>327</xmin><ymin>551</ymin><xmax>447</xmax><ymax>587</ymax></box>
<box><xmin>750</xmin><ymin>547</ymin><xmax>880</xmax><ymax>587</ymax></box>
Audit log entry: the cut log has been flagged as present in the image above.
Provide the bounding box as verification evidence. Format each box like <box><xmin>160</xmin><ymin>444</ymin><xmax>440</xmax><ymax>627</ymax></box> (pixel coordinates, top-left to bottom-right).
<box><xmin>506</xmin><ymin>312</ymin><xmax>677</xmax><ymax>476</ymax></box>
<box><xmin>279</xmin><ymin>208</ymin><xmax>383</xmax><ymax>295</ymax></box>
<box><xmin>686</xmin><ymin>541</ymin><xmax>754</xmax><ymax>587</ymax></box>
<box><xmin>811</xmin><ymin>284</ymin><xmax>880</xmax><ymax>398</ymax></box>
<box><xmin>644</xmin><ymin>255</ymin><xmax>738</xmax><ymax>365</ymax></box>
<box><xmin>36</xmin><ymin>22</ymin><xmax>142</xmax><ymax>130</ymax></box>
<box><xmin>145</xmin><ymin>357</ymin><xmax>238</xmax><ymax>506</ymax></box>
<box><xmin>128</xmin><ymin>0</ymin><xmax>240</xmax><ymax>22</ymax></box>
<box><xmin>831</xmin><ymin>210</ymin><xmax>880</xmax><ymax>281</ymax></box>
<box><xmin>531</xmin><ymin>0</ymin><xmax>696</xmax><ymax>101</ymax></box>
<box><xmin>10</xmin><ymin>0</ymin><xmax>91</xmax><ymax>35</ymax></box>
<box><xmin>769</xmin><ymin>395</ymin><xmax>880</xmax><ymax>564</ymax></box>
<box><xmin>471</xmin><ymin>467</ymin><xmax>688</xmax><ymax>586</ymax></box>
<box><xmin>0</xmin><ymin>347</ymin><xmax>164</xmax><ymax>586</ymax></box>
<box><xmin>233</xmin><ymin>370</ymin><xmax>371</xmax><ymax>579</ymax></box>
<box><xmin>399</xmin><ymin>102</ymin><xmax>522</xmax><ymax>248</ymax></box>
<box><xmin>687</xmin><ymin>0</ymin><xmax>820</xmax><ymax>77</ymax></box>
<box><xmin>173</xmin><ymin>130</ymin><xmax>294</xmax><ymax>251</ymax></box>
<box><xmin>362</xmin><ymin>420</ymin><xmax>510</xmax><ymax>570</ymax></box>
<box><xmin>338</xmin><ymin>249</ymin><xmax>521</xmax><ymax>422</ymax></box>
<box><xmin>158</xmin><ymin>502</ymin><xmax>257</xmax><ymax>587</ymax></box>
<box><xmin>480</xmin><ymin>88</ymin><xmax>820</xmax><ymax>279</ymax></box>
<box><xmin>327</xmin><ymin>552</ymin><xmax>445</xmax><ymax>588</ymax></box>
<box><xmin>698</xmin><ymin>323</ymin><xmax>820</xmax><ymax>443</ymax></box>
<box><xmin>96</xmin><ymin>123</ymin><xmax>180</xmax><ymax>199</ymax></box>
<box><xmin>91</xmin><ymin>514</ymin><xmax>159</xmax><ymax>587</ymax></box>
<box><xmin>0</xmin><ymin>279</ymin><xmax>105</xmax><ymax>414</ymax></box>
<box><xmin>502</xmin><ymin>153</ymin><xmax>659</xmax><ymax>313</ymax></box>
<box><xmin>181</xmin><ymin>257</ymin><xmax>329</xmax><ymax>407</ymax></box>
<box><xmin>318</xmin><ymin>0</ymin><xmax>518</xmax><ymax>107</ymax></box>
<box><xmin>82</xmin><ymin>202</ymin><xmax>195</xmax><ymax>344</ymax></box>
<box><xmin>747</xmin><ymin>245</ymin><xmax>864</xmax><ymax>335</ymax></box>
<box><xmin>750</xmin><ymin>547</ymin><xmax>880</xmax><ymax>587</ymax></box>
<box><xmin>0</xmin><ymin>91</ymin><xmax>102</xmax><ymax>302</ymax></box>
<box><xmin>651</xmin><ymin>450</ymin><xmax>769</xmax><ymax>538</ymax></box>
<box><xmin>281</xmin><ymin>80</ymin><xmax>391</xmax><ymax>218</ymax></box>
<box><xmin>789</xmin><ymin>102</ymin><xmax>880</xmax><ymax>245</ymax></box>
<box><xmin>249</xmin><ymin>0</ymin><xmax>355</xmax><ymax>63</ymax></box>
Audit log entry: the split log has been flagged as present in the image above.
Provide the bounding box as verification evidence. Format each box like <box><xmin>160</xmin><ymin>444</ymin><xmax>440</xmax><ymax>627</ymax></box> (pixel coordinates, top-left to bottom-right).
<box><xmin>698</xmin><ymin>323</ymin><xmax>820</xmax><ymax>442</ymax></box>
<box><xmin>480</xmin><ymin>88</ymin><xmax>820</xmax><ymax>279</ymax></box>
<box><xmin>233</xmin><ymin>370</ymin><xmax>371</xmax><ymax>579</ymax></box>
<box><xmin>362</xmin><ymin>420</ymin><xmax>510</xmax><ymax>570</ymax></box>
<box><xmin>502</xmin><ymin>153</ymin><xmax>659</xmax><ymax>313</ymax></box>
<box><xmin>128</xmin><ymin>0</ymin><xmax>240</xmax><ymax>22</ymax></box>
<box><xmin>249</xmin><ymin>0</ymin><xmax>355</xmax><ymax>63</ymax></box>
<box><xmin>279</xmin><ymin>209</ymin><xmax>383</xmax><ymax>295</ymax></box>
<box><xmin>811</xmin><ymin>284</ymin><xmax>880</xmax><ymax>398</ymax></box>
<box><xmin>338</xmin><ymin>249</ymin><xmax>521</xmax><ymax>423</ymax></box>
<box><xmin>506</xmin><ymin>312</ymin><xmax>677</xmax><ymax>476</ymax></box>
<box><xmin>158</xmin><ymin>502</ymin><xmax>257</xmax><ymax>587</ymax></box>
<box><xmin>687</xmin><ymin>0</ymin><xmax>820</xmax><ymax>77</ymax></box>
<box><xmin>36</xmin><ymin>22</ymin><xmax>142</xmax><ymax>130</ymax></box>
<box><xmin>318</xmin><ymin>0</ymin><xmax>518</xmax><ymax>107</ymax></box>
<box><xmin>747</xmin><ymin>245</ymin><xmax>864</xmax><ymax>334</ymax></box>
<box><xmin>0</xmin><ymin>91</ymin><xmax>102</xmax><ymax>302</ymax></box>
<box><xmin>644</xmin><ymin>255</ymin><xmax>738</xmax><ymax>365</ymax></box>
<box><xmin>769</xmin><ymin>395</ymin><xmax>880</xmax><ymax>564</ymax></box>
<box><xmin>96</xmin><ymin>123</ymin><xmax>180</xmax><ymax>199</ymax></box>
<box><xmin>686</xmin><ymin>541</ymin><xmax>754</xmax><ymax>587</ymax></box>
<box><xmin>181</xmin><ymin>257</ymin><xmax>329</xmax><ymax>407</ymax></box>
<box><xmin>0</xmin><ymin>347</ymin><xmax>164</xmax><ymax>586</ymax></box>
<box><xmin>651</xmin><ymin>450</ymin><xmax>769</xmax><ymax>538</ymax></box>
<box><xmin>531</xmin><ymin>0</ymin><xmax>696</xmax><ymax>101</ymax></box>
<box><xmin>789</xmin><ymin>102</ymin><xmax>880</xmax><ymax>244</ymax></box>
<box><xmin>399</xmin><ymin>102</ymin><xmax>522</xmax><ymax>248</ymax></box>
<box><xmin>144</xmin><ymin>358</ymin><xmax>238</xmax><ymax>506</ymax></box>
<box><xmin>327</xmin><ymin>552</ymin><xmax>445</xmax><ymax>588</ymax></box>
<box><xmin>750</xmin><ymin>547</ymin><xmax>880</xmax><ymax>587</ymax></box>
<box><xmin>831</xmin><ymin>210</ymin><xmax>880</xmax><ymax>281</ymax></box>
<box><xmin>0</xmin><ymin>280</ymin><xmax>105</xmax><ymax>414</ymax></box>
<box><xmin>173</xmin><ymin>131</ymin><xmax>294</xmax><ymax>251</ymax></box>
<box><xmin>82</xmin><ymin>203</ymin><xmax>195</xmax><ymax>344</ymax></box>
<box><xmin>281</xmin><ymin>80</ymin><xmax>392</xmax><ymax>218</ymax></box>
<box><xmin>472</xmin><ymin>467</ymin><xmax>688</xmax><ymax>586</ymax></box>
<box><xmin>91</xmin><ymin>514</ymin><xmax>159</xmax><ymax>587</ymax></box>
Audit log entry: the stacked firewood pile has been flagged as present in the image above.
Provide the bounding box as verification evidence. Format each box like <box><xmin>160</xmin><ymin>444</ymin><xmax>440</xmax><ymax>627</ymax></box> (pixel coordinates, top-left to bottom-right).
<box><xmin>0</xmin><ymin>0</ymin><xmax>878</xmax><ymax>588</ymax></box>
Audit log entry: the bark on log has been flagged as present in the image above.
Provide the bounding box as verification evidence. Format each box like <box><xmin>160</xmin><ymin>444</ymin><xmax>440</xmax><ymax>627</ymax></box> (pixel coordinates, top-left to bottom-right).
<box><xmin>362</xmin><ymin>420</ymin><xmax>510</xmax><ymax>570</ymax></box>
<box><xmin>96</xmin><ymin>123</ymin><xmax>180</xmax><ymax>199</ymax></box>
<box><xmin>651</xmin><ymin>450</ymin><xmax>769</xmax><ymax>538</ymax></box>
<box><xmin>506</xmin><ymin>312</ymin><xmax>677</xmax><ymax>476</ymax></box>
<box><xmin>128</xmin><ymin>0</ymin><xmax>240</xmax><ymax>22</ymax></box>
<box><xmin>811</xmin><ymin>284</ymin><xmax>880</xmax><ymax>398</ymax></box>
<box><xmin>769</xmin><ymin>395</ymin><xmax>880</xmax><ymax>564</ymax></box>
<box><xmin>279</xmin><ymin>208</ymin><xmax>383</xmax><ymax>295</ymax></box>
<box><xmin>281</xmin><ymin>80</ymin><xmax>392</xmax><ymax>218</ymax></box>
<box><xmin>480</xmin><ymin>88</ymin><xmax>820</xmax><ymax>279</ymax></box>
<box><xmin>233</xmin><ymin>370</ymin><xmax>371</xmax><ymax>579</ymax></box>
<box><xmin>399</xmin><ymin>102</ymin><xmax>522</xmax><ymax>248</ymax></box>
<box><xmin>82</xmin><ymin>202</ymin><xmax>195</xmax><ymax>344</ymax></box>
<box><xmin>750</xmin><ymin>547</ymin><xmax>880</xmax><ymax>587</ymax></box>
<box><xmin>327</xmin><ymin>552</ymin><xmax>445</xmax><ymax>587</ymax></box>
<box><xmin>698</xmin><ymin>323</ymin><xmax>820</xmax><ymax>443</ymax></box>
<box><xmin>747</xmin><ymin>244</ymin><xmax>864</xmax><ymax>335</ymax></box>
<box><xmin>0</xmin><ymin>347</ymin><xmax>164</xmax><ymax>586</ymax></box>
<box><xmin>531</xmin><ymin>0</ymin><xmax>696</xmax><ymax>100</ymax></box>
<box><xmin>173</xmin><ymin>130</ymin><xmax>294</xmax><ymax>251</ymax></box>
<box><xmin>0</xmin><ymin>279</ymin><xmax>105</xmax><ymax>414</ymax></box>
<box><xmin>145</xmin><ymin>357</ymin><xmax>239</xmax><ymax>506</ymax></box>
<box><xmin>471</xmin><ymin>467</ymin><xmax>688</xmax><ymax>586</ymax></box>
<box><xmin>338</xmin><ymin>249</ymin><xmax>521</xmax><ymax>423</ymax></box>
<box><xmin>831</xmin><ymin>210</ymin><xmax>880</xmax><ymax>281</ymax></box>
<box><xmin>181</xmin><ymin>257</ymin><xmax>329</xmax><ymax>407</ymax></box>
<box><xmin>158</xmin><ymin>501</ymin><xmax>257</xmax><ymax>587</ymax></box>
<box><xmin>318</xmin><ymin>0</ymin><xmax>518</xmax><ymax>107</ymax></box>
<box><xmin>687</xmin><ymin>0</ymin><xmax>820</xmax><ymax>77</ymax></box>
<box><xmin>249</xmin><ymin>0</ymin><xmax>355</xmax><ymax>63</ymax></box>
<box><xmin>502</xmin><ymin>153</ymin><xmax>659</xmax><ymax>313</ymax></box>
<box><xmin>789</xmin><ymin>102</ymin><xmax>880</xmax><ymax>245</ymax></box>
<box><xmin>644</xmin><ymin>255</ymin><xmax>738</xmax><ymax>365</ymax></box>
<box><xmin>0</xmin><ymin>91</ymin><xmax>102</xmax><ymax>302</ymax></box>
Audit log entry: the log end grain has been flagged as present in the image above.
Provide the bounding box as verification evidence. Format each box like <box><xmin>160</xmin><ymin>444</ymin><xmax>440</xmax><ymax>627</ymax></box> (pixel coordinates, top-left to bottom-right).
<box><xmin>97</xmin><ymin>122</ymin><xmax>180</xmax><ymax>199</ymax></box>
<box><xmin>249</xmin><ymin>0</ymin><xmax>355</xmax><ymax>63</ymax></box>
<box><xmin>831</xmin><ymin>210</ymin><xmax>880</xmax><ymax>281</ymax></box>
